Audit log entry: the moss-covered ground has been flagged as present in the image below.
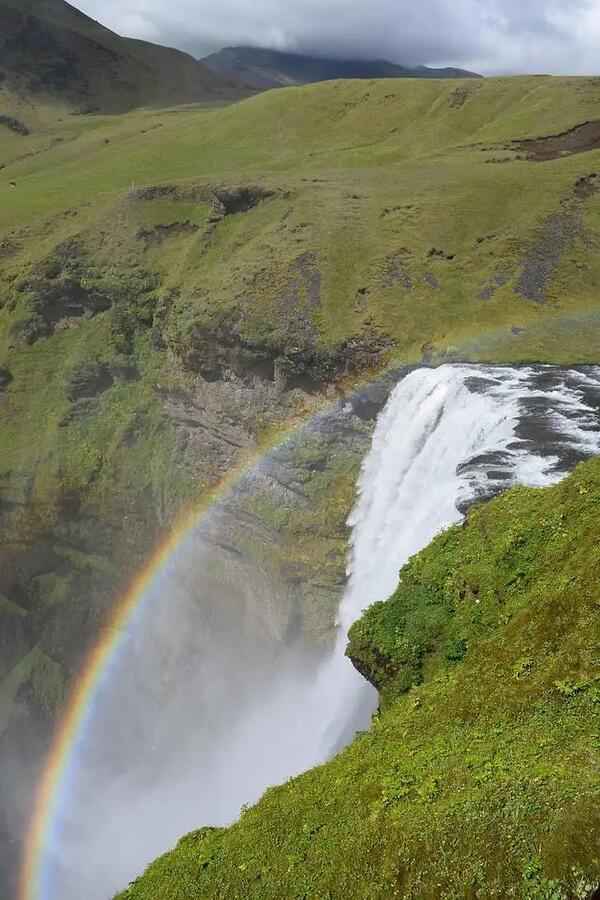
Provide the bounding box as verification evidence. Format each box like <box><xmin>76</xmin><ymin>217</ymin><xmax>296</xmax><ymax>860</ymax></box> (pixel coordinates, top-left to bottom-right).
<box><xmin>117</xmin><ymin>458</ymin><xmax>600</xmax><ymax>900</ymax></box>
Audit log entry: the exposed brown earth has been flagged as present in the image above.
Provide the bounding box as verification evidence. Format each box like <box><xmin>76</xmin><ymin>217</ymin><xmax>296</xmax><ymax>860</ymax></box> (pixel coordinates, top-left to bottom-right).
<box><xmin>515</xmin><ymin>174</ymin><xmax>600</xmax><ymax>303</ymax></box>
<box><xmin>135</xmin><ymin>222</ymin><xmax>199</xmax><ymax>247</ymax></box>
<box><xmin>515</xmin><ymin>120</ymin><xmax>600</xmax><ymax>161</ymax></box>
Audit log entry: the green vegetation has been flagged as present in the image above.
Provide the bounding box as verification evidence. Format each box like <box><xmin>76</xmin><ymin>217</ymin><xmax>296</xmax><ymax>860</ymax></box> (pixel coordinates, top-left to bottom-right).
<box><xmin>116</xmin><ymin>458</ymin><xmax>600</xmax><ymax>900</ymax></box>
<box><xmin>5</xmin><ymin>76</ymin><xmax>600</xmax><ymax>365</ymax></box>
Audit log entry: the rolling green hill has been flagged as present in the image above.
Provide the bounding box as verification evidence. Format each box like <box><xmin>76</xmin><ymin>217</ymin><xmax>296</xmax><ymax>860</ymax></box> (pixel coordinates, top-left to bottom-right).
<box><xmin>0</xmin><ymin>0</ymin><xmax>247</xmax><ymax>118</ymax></box>
<box><xmin>3</xmin><ymin>73</ymin><xmax>600</xmax><ymax>896</ymax></box>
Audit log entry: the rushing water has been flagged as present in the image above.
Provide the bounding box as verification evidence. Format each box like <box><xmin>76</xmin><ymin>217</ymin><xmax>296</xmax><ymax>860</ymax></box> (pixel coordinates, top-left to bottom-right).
<box><xmin>38</xmin><ymin>365</ymin><xmax>600</xmax><ymax>900</ymax></box>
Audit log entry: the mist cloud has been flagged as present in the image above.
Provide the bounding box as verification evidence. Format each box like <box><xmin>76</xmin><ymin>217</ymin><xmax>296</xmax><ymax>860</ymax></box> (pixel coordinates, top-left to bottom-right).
<box><xmin>71</xmin><ymin>0</ymin><xmax>600</xmax><ymax>75</ymax></box>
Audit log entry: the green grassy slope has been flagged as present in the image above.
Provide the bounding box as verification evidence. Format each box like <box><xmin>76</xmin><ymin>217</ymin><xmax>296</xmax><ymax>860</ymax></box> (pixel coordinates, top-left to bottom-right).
<box><xmin>116</xmin><ymin>458</ymin><xmax>600</xmax><ymax>900</ymax></box>
<box><xmin>4</xmin><ymin>76</ymin><xmax>600</xmax><ymax>364</ymax></box>
<box><xmin>0</xmin><ymin>0</ymin><xmax>246</xmax><ymax>116</ymax></box>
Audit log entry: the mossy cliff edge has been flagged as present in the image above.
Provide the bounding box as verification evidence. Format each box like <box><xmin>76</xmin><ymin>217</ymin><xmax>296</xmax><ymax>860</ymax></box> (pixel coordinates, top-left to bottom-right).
<box><xmin>118</xmin><ymin>459</ymin><xmax>600</xmax><ymax>900</ymax></box>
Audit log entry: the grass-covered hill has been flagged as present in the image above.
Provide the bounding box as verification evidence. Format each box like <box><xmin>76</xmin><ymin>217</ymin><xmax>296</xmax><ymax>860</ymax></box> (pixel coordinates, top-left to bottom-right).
<box><xmin>117</xmin><ymin>458</ymin><xmax>600</xmax><ymax>900</ymax></box>
<box><xmin>202</xmin><ymin>46</ymin><xmax>481</xmax><ymax>90</ymax></box>
<box><xmin>3</xmin><ymin>73</ymin><xmax>600</xmax><ymax>892</ymax></box>
<box><xmin>0</xmin><ymin>0</ymin><xmax>246</xmax><ymax>118</ymax></box>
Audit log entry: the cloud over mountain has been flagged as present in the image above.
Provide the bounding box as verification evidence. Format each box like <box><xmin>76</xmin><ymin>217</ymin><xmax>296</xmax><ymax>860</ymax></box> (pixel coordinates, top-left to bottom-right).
<box><xmin>71</xmin><ymin>0</ymin><xmax>600</xmax><ymax>75</ymax></box>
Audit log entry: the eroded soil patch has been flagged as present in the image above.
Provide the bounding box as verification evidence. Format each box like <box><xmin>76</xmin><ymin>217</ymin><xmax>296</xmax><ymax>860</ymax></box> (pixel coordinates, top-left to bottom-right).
<box><xmin>136</xmin><ymin>221</ymin><xmax>199</xmax><ymax>246</ymax></box>
<box><xmin>129</xmin><ymin>184</ymin><xmax>212</xmax><ymax>203</ymax></box>
<box><xmin>515</xmin><ymin>120</ymin><xmax>600</xmax><ymax>161</ymax></box>
<box><xmin>515</xmin><ymin>174</ymin><xmax>600</xmax><ymax>303</ymax></box>
<box><xmin>381</xmin><ymin>252</ymin><xmax>413</xmax><ymax>289</ymax></box>
<box><xmin>211</xmin><ymin>186</ymin><xmax>276</xmax><ymax>219</ymax></box>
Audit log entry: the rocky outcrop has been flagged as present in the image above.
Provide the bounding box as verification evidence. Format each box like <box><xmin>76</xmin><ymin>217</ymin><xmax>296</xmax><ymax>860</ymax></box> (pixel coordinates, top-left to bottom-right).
<box><xmin>210</xmin><ymin>186</ymin><xmax>276</xmax><ymax>218</ymax></box>
<box><xmin>10</xmin><ymin>242</ymin><xmax>160</xmax><ymax>345</ymax></box>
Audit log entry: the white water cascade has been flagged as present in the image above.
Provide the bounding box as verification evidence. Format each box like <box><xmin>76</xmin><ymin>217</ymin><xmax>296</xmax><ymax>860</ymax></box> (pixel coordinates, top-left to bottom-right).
<box><xmin>314</xmin><ymin>364</ymin><xmax>600</xmax><ymax>750</ymax></box>
<box><xmin>42</xmin><ymin>365</ymin><xmax>600</xmax><ymax>900</ymax></box>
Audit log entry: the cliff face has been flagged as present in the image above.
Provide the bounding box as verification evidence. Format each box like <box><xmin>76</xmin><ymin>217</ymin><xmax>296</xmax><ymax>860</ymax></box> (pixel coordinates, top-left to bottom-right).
<box><xmin>116</xmin><ymin>458</ymin><xmax>600</xmax><ymax>900</ymax></box>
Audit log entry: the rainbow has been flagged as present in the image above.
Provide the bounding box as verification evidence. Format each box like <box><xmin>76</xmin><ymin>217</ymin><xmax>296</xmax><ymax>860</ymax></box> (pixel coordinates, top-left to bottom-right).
<box><xmin>18</xmin><ymin>410</ymin><xmax>321</xmax><ymax>900</ymax></box>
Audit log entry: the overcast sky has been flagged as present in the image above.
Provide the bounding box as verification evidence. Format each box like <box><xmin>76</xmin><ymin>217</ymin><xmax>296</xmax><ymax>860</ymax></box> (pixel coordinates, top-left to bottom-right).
<box><xmin>71</xmin><ymin>0</ymin><xmax>600</xmax><ymax>75</ymax></box>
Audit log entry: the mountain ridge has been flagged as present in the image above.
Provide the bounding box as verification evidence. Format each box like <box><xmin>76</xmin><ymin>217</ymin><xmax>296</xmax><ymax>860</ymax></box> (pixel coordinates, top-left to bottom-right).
<box><xmin>0</xmin><ymin>0</ymin><xmax>249</xmax><ymax>115</ymax></box>
<box><xmin>202</xmin><ymin>45</ymin><xmax>482</xmax><ymax>89</ymax></box>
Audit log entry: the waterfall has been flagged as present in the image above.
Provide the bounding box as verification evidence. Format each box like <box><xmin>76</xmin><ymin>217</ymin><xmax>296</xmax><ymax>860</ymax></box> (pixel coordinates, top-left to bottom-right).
<box><xmin>42</xmin><ymin>365</ymin><xmax>600</xmax><ymax>900</ymax></box>
<box><xmin>316</xmin><ymin>364</ymin><xmax>600</xmax><ymax>752</ymax></box>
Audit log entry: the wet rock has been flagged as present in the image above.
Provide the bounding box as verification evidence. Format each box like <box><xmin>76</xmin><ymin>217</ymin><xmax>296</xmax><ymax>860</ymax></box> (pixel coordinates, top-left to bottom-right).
<box><xmin>348</xmin><ymin>369</ymin><xmax>410</xmax><ymax>420</ymax></box>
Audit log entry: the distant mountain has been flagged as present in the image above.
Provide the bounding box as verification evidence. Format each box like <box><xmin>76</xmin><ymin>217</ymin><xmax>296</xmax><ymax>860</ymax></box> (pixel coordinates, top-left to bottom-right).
<box><xmin>202</xmin><ymin>46</ymin><xmax>481</xmax><ymax>90</ymax></box>
<box><xmin>0</xmin><ymin>0</ymin><xmax>249</xmax><ymax>115</ymax></box>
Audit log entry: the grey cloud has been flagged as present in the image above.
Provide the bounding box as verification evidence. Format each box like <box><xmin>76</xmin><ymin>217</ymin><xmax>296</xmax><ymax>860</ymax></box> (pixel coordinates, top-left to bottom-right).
<box><xmin>73</xmin><ymin>0</ymin><xmax>600</xmax><ymax>74</ymax></box>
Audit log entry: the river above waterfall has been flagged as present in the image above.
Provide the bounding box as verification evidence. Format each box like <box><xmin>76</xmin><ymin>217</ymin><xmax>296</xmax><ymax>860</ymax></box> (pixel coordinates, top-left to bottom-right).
<box><xmin>37</xmin><ymin>365</ymin><xmax>600</xmax><ymax>900</ymax></box>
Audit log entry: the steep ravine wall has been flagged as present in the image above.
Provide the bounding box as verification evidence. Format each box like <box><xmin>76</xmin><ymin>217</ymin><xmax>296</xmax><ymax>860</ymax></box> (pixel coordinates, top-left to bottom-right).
<box><xmin>0</xmin><ymin>364</ymin><xmax>402</xmax><ymax>898</ymax></box>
